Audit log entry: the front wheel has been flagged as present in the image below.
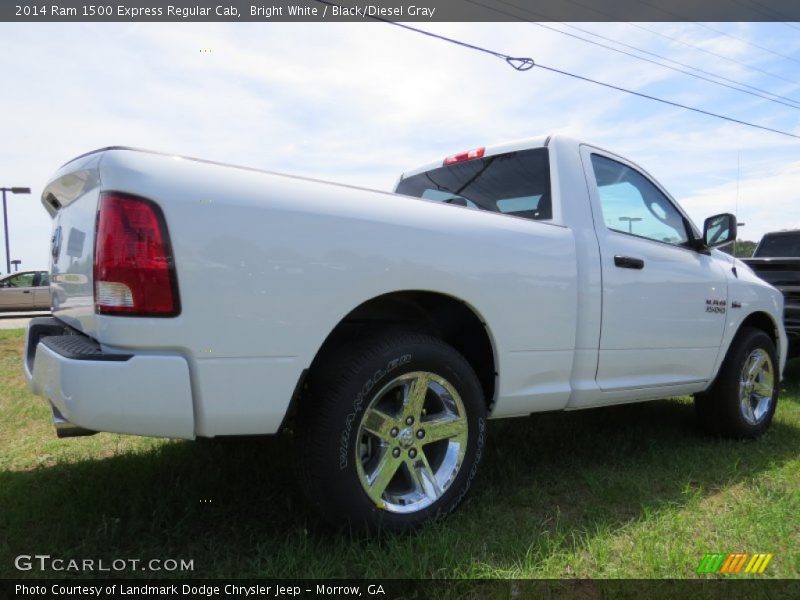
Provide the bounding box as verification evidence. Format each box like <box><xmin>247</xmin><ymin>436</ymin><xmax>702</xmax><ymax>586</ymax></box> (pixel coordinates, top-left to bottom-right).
<box><xmin>294</xmin><ymin>331</ymin><xmax>487</xmax><ymax>532</ymax></box>
<box><xmin>695</xmin><ymin>327</ymin><xmax>779</xmax><ymax>439</ymax></box>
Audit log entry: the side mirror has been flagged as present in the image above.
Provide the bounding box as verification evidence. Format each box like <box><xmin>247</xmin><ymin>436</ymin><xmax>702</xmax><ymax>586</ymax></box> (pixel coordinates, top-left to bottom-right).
<box><xmin>703</xmin><ymin>213</ymin><xmax>737</xmax><ymax>249</ymax></box>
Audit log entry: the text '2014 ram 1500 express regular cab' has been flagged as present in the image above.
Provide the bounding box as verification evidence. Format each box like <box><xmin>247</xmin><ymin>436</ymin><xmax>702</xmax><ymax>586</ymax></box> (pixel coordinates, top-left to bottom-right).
<box><xmin>24</xmin><ymin>135</ymin><xmax>786</xmax><ymax>531</ymax></box>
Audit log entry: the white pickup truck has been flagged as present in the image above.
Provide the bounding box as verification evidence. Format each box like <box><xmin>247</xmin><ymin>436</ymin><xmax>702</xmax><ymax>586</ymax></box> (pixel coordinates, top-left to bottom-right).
<box><xmin>24</xmin><ymin>135</ymin><xmax>786</xmax><ymax>531</ymax></box>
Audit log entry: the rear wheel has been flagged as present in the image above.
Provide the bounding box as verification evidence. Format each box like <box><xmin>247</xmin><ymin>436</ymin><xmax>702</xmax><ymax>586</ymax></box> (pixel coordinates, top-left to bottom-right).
<box><xmin>294</xmin><ymin>331</ymin><xmax>487</xmax><ymax>532</ymax></box>
<box><xmin>695</xmin><ymin>327</ymin><xmax>779</xmax><ymax>439</ymax></box>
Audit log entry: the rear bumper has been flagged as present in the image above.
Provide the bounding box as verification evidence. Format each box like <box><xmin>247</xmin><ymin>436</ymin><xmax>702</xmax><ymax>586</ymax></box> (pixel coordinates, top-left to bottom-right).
<box><xmin>24</xmin><ymin>317</ymin><xmax>195</xmax><ymax>439</ymax></box>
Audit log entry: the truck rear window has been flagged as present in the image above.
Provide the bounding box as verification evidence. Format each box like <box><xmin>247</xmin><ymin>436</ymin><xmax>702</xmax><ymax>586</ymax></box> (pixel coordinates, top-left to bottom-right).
<box><xmin>756</xmin><ymin>233</ymin><xmax>800</xmax><ymax>257</ymax></box>
<box><xmin>395</xmin><ymin>147</ymin><xmax>552</xmax><ymax>221</ymax></box>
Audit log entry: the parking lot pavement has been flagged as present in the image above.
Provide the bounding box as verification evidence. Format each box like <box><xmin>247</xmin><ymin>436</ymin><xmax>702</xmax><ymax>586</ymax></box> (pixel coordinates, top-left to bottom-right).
<box><xmin>0</xmin><ymin>311</ymin><xmax>50</xmax><ymax>330</ymax></box>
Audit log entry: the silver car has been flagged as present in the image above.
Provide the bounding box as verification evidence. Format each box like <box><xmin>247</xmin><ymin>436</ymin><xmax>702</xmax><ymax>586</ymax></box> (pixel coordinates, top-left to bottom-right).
<box><xmin>0</xmin><ymin>271</ymin><xmax>51</xmax><ymax>311</ymax></box>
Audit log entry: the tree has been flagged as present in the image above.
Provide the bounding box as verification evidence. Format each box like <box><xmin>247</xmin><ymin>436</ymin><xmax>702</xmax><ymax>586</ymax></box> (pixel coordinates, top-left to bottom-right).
<box><xmin>719</xmin><ymin>239</ymin><xmax>757</xmax><ymax>258</ymax></box>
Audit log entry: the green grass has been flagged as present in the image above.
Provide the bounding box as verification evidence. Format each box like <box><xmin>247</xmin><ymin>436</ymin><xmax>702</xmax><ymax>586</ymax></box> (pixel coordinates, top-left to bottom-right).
<box><xmin>1</xmin><ymin>328</ymin><xmax>798</xmax><ymax>579</ymax></box>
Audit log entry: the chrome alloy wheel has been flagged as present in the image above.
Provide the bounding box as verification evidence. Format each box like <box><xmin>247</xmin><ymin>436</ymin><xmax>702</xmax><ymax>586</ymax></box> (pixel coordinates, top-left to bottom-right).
<box><xmin>739</xmin><ymin>348</ymin><xmax>775</xmax><ymax>426</ymax></box>
<box><xmin>355</xmin><ymin>371</ymin><xmax>469</xmax><ymax>514</ymax></box>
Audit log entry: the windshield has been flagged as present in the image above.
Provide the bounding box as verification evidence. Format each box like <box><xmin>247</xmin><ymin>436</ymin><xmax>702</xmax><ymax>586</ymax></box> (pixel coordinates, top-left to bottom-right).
<box><xmin>755</xmin><ymin>233</ymin><xmax>800</xmax><ymax>257</ymax></box>
<box><xmin>395</xmin><ymin>147</ymin><xmax>552</xmax><ymax>221</ymax></box>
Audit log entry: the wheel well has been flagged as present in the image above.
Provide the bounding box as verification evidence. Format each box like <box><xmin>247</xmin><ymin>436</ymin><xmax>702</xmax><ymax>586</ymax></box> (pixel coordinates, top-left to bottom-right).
<box><xmin>311</xmin><ymin>291</ymin><xmax>497</xmax><ymax>411</ymax></box>
<box><xmin>739</xmin><ymin>311</ymin><xmax>779</xmax><ymax>349</ymax></box>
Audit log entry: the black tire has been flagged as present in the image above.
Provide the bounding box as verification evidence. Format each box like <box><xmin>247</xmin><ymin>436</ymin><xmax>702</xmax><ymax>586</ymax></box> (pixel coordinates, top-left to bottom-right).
<box><xmin>695</xmin><ymin>327</ymin><xmax>779</xmax><ymax>439</ymax></box>
<box><xmin>294</xmin><ymin>330</ymin><xmax>487</xmax><ymax>533</ymax></box>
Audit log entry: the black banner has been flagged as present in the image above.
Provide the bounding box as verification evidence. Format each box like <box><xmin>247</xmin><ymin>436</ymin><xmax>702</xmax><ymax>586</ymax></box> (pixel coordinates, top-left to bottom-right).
<box><xmin>3</xmin><ymin>0</ymin><xmax>800</xmax><ymax>22</ymax></box>
<box><xmin>3</xmin><ymin>579</ymin><xmax>800</xmax><ymax>599</ymax></box>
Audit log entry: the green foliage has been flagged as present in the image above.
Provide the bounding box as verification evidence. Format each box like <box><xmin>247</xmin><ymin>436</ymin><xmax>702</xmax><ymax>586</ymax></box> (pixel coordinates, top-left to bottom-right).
<box><xmin>720</xmin><ymin>240</ymin><xmax>758</xmax><ymax>258</ymax></box>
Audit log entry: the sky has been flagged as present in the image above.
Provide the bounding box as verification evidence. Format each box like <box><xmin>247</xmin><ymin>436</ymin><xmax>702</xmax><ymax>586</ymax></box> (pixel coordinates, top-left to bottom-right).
<box><xmin>0</xmin><ymin>20</ymin><xmax>799</xmax><ymax>271</ymax></box>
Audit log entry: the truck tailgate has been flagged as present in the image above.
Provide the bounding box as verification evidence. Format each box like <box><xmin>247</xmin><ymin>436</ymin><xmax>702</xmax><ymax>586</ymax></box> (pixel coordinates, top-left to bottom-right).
<box><xmin>41</xmin><ymin>152</ymin><xmax>104</xmax><ymax>337</ymax></box>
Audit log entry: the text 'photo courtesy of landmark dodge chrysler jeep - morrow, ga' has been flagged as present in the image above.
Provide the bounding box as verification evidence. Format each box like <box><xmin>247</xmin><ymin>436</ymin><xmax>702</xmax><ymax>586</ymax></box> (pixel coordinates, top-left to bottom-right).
<box><xmin>24</xmin><ymin>135</ymin><xmax>786</xmax><ymax>531</ymax></box>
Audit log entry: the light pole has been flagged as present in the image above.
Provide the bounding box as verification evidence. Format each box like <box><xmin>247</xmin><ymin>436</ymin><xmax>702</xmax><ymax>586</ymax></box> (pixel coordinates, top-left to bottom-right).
<box><xmin>619</xmin><ymin>216</ymin><xmax>642</xmax><ymax>234</ymax></box>
<box><xmin>10</xmin><ymin>260</ymin><xmax>21</xmax><ymax>272</ymax></box>
<box><xmin>0</xmin><ymin>187</ymin><xmax>30</xmax><ymax>274</ymax></box>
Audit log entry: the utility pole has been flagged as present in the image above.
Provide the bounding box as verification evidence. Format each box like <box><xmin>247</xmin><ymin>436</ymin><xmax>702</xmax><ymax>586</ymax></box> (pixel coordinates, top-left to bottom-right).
<box><xmin>0</xmin><ymin>187</ymin><xmax>31</xmax><ymax>274</ymax></box>
<box><xmin>734</xmin><ymin>151</ymin><xmax>741</xmax><ymax>257</ymax></box>
<box><xmin>619</xmin><ymin>216</ymin><xmax>642</xmax><ymax>234</ymax></box>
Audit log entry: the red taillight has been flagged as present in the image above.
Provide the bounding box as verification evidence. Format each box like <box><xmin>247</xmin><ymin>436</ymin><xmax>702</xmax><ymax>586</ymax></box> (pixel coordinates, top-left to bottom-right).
<box><xmin>94</xmin><ymin>192</ymin><xmax>180</xmax><ymax>317</ymax></box>
<box><xmin>443</xmin><ymin>147</ymin><xmax>485</xmax><ymax>166</ymax></box>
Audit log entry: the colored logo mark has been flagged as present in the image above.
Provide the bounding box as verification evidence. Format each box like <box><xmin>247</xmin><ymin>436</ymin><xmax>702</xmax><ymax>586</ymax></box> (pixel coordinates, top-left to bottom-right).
<box><xmin>696</xmin><ymin>553</ymin><xmax>773</xmax><ymax>574</ymax></box>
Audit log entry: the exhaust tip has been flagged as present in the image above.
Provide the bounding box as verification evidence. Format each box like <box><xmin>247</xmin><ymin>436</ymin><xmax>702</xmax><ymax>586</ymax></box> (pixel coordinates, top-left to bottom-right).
<box><xmin>51</xmin><ymin>404</ymin><xmax>96</xmax><ymax>438</ymax></box>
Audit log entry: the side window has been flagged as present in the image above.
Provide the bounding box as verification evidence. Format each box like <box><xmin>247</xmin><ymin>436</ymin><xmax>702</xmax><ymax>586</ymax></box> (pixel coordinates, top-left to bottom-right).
<box><xmin>420</xmin><ymin>188</ymin><xmax>480</xmax><ymax>209</ymax></box>
<box><xmin>496</xmin><ymin>195</ymin><xmax>545</xmax><ymax>216</ymax></box>
<box><xmin>591</xmin><ymin>154</ymin><xmax>689</xmax><ymax>246</ymax></box>
<box><xmin>39</xmin><ymin>272</ymin><xmax>50</xmax><ymax>286</ymax></box>
<box><xmin>5</xmin><ymin>273</ymin><xmax>35</xmax><ymax>288</ymax></box>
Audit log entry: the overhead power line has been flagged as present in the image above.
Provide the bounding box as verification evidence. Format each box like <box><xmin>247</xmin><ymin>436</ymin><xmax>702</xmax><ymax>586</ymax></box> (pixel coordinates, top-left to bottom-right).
<box><xmin>556</xmin><ymin>0</ymin><xmax>799</xmax><ymax>86</ymax></box>
<box><xmin>692</xmin><ymin>21</ymin><xmax>800</xmax><ymax>65</ymax></box>
<box><xmin>470</xmin><ymin>0</ymin><xmax>800</xmax><ymax>110</ymax></box>
<box><xmin>633</xmin><ymin>0</ymin><xmax>800</xmax><ymax>64</ymax></box>
<box><xmin>545</xmin><ymin>21</ymin><xmax>800</xmax><ymax>106</ymax></box>
<box><xmin>312</xmin><ymin>1</ymin><xmax>800</xmax><ymax>141</ymax></box>
<box><xmin>629</xmin><ymin>23</ymin><xmax>798</xmax><ymax>86</ymax></box>
<box><xmin>533</xmin><ymin>63</ymin><xmax>800</xmax><ymax>139</ymax></box>
<box><xmin>487</xmin><ymin>0</ymin><xmax>800</xmax><ymax>106</ymax></box>
<box><xmin>732</xmin><ymin>0</ymin><xmax>800</xmax><ymax>32</ymax></box>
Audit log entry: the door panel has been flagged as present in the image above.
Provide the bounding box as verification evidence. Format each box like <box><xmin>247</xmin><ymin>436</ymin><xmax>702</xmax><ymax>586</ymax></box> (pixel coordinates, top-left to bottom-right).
<box><xmin>580</xmin><ymin>147</ymin><xmax>728</xmax><ymax>391</ymax></box>
<box><xmin>33</xmin><ymin>288</ymin><xmax>51</xmax><ymax>310</ymax></box>
<box><xmin>0</xmin><ymin>287</ymin><xmax>34</xmax><ymax>309</ymax></box>
<box><xmin>597</xmin><ymin>231</ymin><xmax>728</xmax><ymax>388</ymax></box>
<box><xmin>0</xmin><ymin>272</ymin><xmax>36</xmax><ymax>310</ymax></box>
<box><xmin>33</xmin><ymin>272</ymin><xmax>51</xmax><ymax>310</ymax></box>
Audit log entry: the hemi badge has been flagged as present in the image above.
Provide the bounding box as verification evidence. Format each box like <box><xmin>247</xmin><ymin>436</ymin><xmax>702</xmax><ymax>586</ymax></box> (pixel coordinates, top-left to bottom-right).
<box><xmin>732</xmin><ymin>301</ymin><xmax>742</xmax><ymax>309</ymax></box>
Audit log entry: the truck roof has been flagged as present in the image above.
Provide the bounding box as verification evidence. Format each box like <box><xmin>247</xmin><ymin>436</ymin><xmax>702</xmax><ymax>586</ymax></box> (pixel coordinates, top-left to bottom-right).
<box><xmin>761</xmin><ymin>230</ymin><xmax>800</xmax><ymax>236</ymax></box>
<box><xmin>63</xmin><ymin>135</ymin><xmax>575</xmax><ymax>187</ymax></box>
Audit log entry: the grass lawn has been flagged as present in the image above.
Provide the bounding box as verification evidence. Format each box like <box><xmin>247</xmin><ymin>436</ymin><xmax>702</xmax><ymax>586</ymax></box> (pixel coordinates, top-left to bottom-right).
<box><xmin>1</xmin><ymin>327</ymin><xmax>798</xmax><ymax>579</ymax></box>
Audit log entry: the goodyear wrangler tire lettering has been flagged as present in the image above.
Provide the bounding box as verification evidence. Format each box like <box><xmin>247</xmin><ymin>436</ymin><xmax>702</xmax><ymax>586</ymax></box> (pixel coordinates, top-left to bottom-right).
<box><xmin>339</xmin><ymin>354</ymin><xmax>411</xmax><ymax>469</ymax></box>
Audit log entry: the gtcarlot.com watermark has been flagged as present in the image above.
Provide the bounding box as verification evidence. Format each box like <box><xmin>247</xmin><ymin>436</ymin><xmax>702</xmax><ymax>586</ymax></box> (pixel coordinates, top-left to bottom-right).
<box><xmin>14</xmin><ymin>554</ymin><xmax>194</xmax><ymax>573</ymax></box>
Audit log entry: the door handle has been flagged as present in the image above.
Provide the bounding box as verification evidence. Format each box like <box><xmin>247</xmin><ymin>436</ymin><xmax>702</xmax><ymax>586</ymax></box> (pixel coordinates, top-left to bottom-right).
<box><xmin>614</xmin><ymin>255</ymin><xmax>645</xmax><ymax>270</ymax></box>
<box><xmin>22</xmin><ymin>290</ymin><xmax>31</xmax><ymax>294</ymax></box>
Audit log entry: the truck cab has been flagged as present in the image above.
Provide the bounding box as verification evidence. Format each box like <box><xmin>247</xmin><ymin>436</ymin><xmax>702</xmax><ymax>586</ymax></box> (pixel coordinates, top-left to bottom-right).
<box><xmin>744</xmin><ymin>229</ymin><xmax>800</xmax><ymax>357</ymax></box>
<box><xmin>396</xmin><ymin>136</ymin><xmax>785</xmax><ymax>408</ymax></box>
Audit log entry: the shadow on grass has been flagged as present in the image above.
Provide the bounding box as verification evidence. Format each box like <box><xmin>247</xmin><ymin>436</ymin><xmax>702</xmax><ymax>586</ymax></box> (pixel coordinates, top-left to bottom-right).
<box><xmin>1</xmin><ymin>371</ymin><xmax>799</xmax><ymax>578</ymax></box>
